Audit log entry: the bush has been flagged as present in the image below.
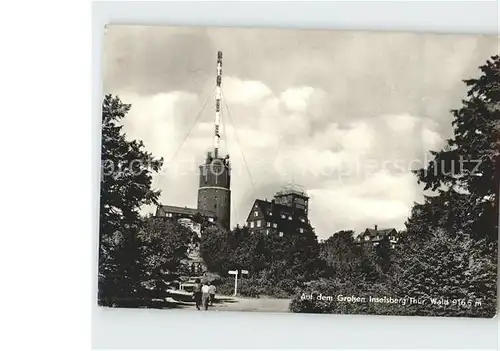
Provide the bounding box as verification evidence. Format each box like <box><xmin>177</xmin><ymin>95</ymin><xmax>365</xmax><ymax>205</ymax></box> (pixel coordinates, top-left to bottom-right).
<box><xmin>288</xmin><ymin>278</ymin><xmax>404</xmax><ymax>315</ymax></box>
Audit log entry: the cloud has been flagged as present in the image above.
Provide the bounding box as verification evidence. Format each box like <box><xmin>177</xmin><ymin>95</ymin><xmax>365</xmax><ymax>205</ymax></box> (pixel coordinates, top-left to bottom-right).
<box><xmin>222</xmin><ymin>77</ymin><xmax>272</xmax><ymax>105</ymax></box>
<box><xmin>280</xmin><ymin>87</ymin><xmax>315</xmax><ymax>112</ymax></box>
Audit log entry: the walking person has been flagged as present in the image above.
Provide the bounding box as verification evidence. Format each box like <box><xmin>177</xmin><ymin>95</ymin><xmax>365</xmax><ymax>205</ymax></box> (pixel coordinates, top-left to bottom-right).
<box><xmin>193</xmin><ymin>278</ymin><xmax>202</xmax><ymax>310</ymax></box>
<box><xmin>208</xmin><ymin>282</ymin><xmax>216</xmax><ymax>306</ymax></box>
<box><xmin>201</xmin><ymin>281</ymin><xmax>210</xmax><ymax>310</ymax></box>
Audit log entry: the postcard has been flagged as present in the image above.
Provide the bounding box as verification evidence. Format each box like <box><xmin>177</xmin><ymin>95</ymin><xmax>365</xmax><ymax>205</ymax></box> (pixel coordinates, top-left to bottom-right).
<box><xmin>98</xmin><ymin>25</ymin><xmax>499</xmax><ymax>318</ymax></box>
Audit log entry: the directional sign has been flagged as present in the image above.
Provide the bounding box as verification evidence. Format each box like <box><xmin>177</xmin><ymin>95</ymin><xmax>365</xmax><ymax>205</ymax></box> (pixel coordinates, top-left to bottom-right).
<box><xmin>228</xmin><ymin>270</ymin><xmax>238</xmax><ymax>275</ymax></box>
<box><xmin>241</xmin><ymin>270</ymin><xmax>249</xmax><ymax>275</ymax></box>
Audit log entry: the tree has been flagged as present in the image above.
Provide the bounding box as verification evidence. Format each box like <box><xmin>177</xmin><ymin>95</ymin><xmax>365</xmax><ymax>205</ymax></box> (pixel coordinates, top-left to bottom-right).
<box><xmin>319</xmin><ymin>230</ymin><xmax>363</xmax><ymax>279</ymax></box>
<box><xmin>98</xmin><ymin>94</ymin><xmax>163</xmax><ymax>307</ymax></box>
<box><xmin>139</xmin><ymin>217</ymin><xmax>196</xmax><ymax>276</ymax></box>
<box><xmin>392</xmin><ymin>229</ymin><xmax>497</xmax><ymax>317</ymax></box>
<box><xmin>413</xmin><ymin>55</ymin><xmax>500</xmax><ymax>241</ymax></box>
<box><xmin>199</xmin><ymin>225</ymin><xmax>235</xmax><ymax>274</ymax></box>
<box><xmin>99</xmin><ymin>94</ymin><xmax>163</xmax><ymax>239</ymax></box>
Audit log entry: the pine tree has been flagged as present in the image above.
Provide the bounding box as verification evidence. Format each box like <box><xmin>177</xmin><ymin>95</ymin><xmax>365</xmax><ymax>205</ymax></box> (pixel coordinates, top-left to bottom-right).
<box><xmin>413</xmin><ymin>55</ymin><xmax>500</xmax><ymax>241</ymax></box>
<box><xmin>98</xmin><ymin>94</ymin><xmax>163</xmax><ymax>307</ymax></box>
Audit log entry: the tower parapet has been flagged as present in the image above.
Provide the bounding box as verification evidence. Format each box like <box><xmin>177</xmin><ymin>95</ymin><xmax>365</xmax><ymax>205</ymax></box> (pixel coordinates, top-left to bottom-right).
<box><xmin>273</xmin><ymin>183</ymin><xmax>309</xmax><ymax>216</ymax></box>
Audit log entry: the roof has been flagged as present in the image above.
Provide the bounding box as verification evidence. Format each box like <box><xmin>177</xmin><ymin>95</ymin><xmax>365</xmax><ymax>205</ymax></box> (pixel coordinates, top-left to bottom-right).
<box><xmin>156</xmin><ymin>205</ymin><xmax>216</xmax><ymax>218</ymax></box>
<box><xmin>364</xmin><ymin>228</ymin><xmax>397</xmax><ymax>236</ymax></box>
<box><xmin>247</xmin><ymin>199</ymin><xmax>312</xmax><ymax>232</ymax></box>
<box><xmin>359</xmin><ymin>228</ymin><xmax>397</xmax><ymax>241</ymax></box>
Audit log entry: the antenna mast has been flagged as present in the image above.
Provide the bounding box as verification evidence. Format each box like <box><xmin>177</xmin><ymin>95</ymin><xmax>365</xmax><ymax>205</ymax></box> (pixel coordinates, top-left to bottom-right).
<box><xmin>214</xmin><ymin>51</ymin><xmax>223</xmax><ymax>158</ymax></box>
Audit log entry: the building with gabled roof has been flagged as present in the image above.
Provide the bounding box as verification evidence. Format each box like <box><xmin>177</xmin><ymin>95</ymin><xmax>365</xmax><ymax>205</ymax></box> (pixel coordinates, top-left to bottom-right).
<box><xmin>355</xmin><ymin>224</ymin><xmax>399</xmax><ymax>248</ymax></box>
<box><xmin>246</xmin><ymin>185</ymin><xmax>314</xmax><ymax>237</ymax></box>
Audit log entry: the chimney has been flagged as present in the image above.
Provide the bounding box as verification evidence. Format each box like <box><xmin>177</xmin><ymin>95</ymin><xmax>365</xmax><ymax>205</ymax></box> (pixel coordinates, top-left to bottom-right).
<box><xmin>374</xmin><ymin>224</ymin><xmax>378</xmax><ymax>231</ymax></box>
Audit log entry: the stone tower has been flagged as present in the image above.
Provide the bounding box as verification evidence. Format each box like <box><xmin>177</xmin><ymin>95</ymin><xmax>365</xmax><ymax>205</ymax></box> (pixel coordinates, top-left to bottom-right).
<box><xmin>197</xmin><ymin>152</ymin><xmax>231</xmax><ymax>229</ymax></box>
<box><xmin>197</xmin><ymin>51</ymin><xmax>231</xmax><ymax>230</ymax></box>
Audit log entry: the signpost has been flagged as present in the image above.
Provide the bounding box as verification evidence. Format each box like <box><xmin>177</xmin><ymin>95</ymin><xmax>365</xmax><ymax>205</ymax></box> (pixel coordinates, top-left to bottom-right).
<box><xmin>228</xmin><ymin>269</ymin><xmax>249</xmax><ymax>296</ymax></box>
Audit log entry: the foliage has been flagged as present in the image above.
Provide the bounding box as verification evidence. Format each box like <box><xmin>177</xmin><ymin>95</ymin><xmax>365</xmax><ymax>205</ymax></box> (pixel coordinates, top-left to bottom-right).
<box><xmin>139</xmin><ymin>217</ymin><xmax>197</xmax><ymax>278</ymax></box>
<box><xmin>392</xmin><ymin>229</ymin><xmax>497</xmax><ymax>317</ymax></box>
<box><xmin>99</xmin><ymin>94</ymin><xmax>163</xmax><ymax>242</ymax></box>
<box><xmin>412</xmin><ymin>55</ymin><xmax>500</xmax><ymax>241</ymax></box>
<box><xmin>200</xmin><ymin>225</ymin><xmax>325</xmax><ymax>297</ymax></box>
<box><xmin>98</xmin><ymin>94</ymin><xmax>174</xmax><ymax>308</ymax></box>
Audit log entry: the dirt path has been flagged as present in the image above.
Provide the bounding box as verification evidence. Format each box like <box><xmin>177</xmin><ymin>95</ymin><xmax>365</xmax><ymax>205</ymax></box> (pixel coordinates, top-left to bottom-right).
<box><xmin>212</xmin><ymin>295</ymin><xmax>291</xmax><ymax>312</ymax></box>
<box><xmin>166</xmin><ymin>295</ymin><xmax>291</xmax><ymax>312</ymax></box>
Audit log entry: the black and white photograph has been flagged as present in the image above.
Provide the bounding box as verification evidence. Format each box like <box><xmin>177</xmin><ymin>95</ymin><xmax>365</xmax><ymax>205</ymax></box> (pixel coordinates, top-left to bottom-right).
<box><xmin>98</xmin><ymin>25</ymin><xmax>499</xmax><ymax>318</ymax></box>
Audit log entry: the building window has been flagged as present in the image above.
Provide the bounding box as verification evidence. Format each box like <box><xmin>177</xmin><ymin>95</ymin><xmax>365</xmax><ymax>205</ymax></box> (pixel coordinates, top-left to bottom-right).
<box><xmin>208</xmin><ymin>217</ymin><xmax>214</xmax><ymax>222</ymax></box>
<box><xmin>365</xmin><ymin>235</ymin><xmax>370</xmax><ymax>241</ymax></box>
<box><xmin>266</xmin><ymin>229</ymin><xmax>270</xmax><ymax>235</ymax></box>
<box><xmin>288</xmin><ymin>216</ymin><xmax>292</xmax><ymax>220</ymax></box>
<box><xmin>250</xmin><ymin>221</ymin><xmax>255</xmax><ymax>228</ymax></box>
<box><xmin>272</xmin><ymin>223</ymin><xmax>277</xmax><ymax>228</ymax></box>
<box><xmin>300</xmin><ymin>218</ymin><xmax>305</xmax><ymax>222</ymax></box>
<box><xmin>254</xmin><ymin>211</ymin><xmax>258</xmax><ymax>217</ymax></box>
<box><xmin>281</xmin><ymin>214</ymin><xmax>286</xmax><ymax>219</ymax></box>
<box><xmin>279</xmin><ymin>231</ymin><xmax>284</xmax><ymax>237</ymax></box>
<box><xmin>267</xmin><ymin>222</ymin><xmax>271</xmax><ymax>227</ymax></box>
<box><xmin>256</xmin><ymin>220</ymin><xmax>261</xmax><ymax>227</ymax></box>
<box><xmin>299</xmin><ymin>228</ymin><xmax>304</xmax><ymax>233</ymax></box>
<box><xmin>269</xmin><ymin>211</ymin><xmax>273</xmax><ymax>216</ymax></box>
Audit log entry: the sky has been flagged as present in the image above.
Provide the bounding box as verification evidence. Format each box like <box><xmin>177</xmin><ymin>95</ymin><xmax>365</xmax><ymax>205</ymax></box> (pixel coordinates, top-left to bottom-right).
<box><xmin>103</xmin><ymin>25</ymin><xmax>499</xmax><ymax>240</ymax></box>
